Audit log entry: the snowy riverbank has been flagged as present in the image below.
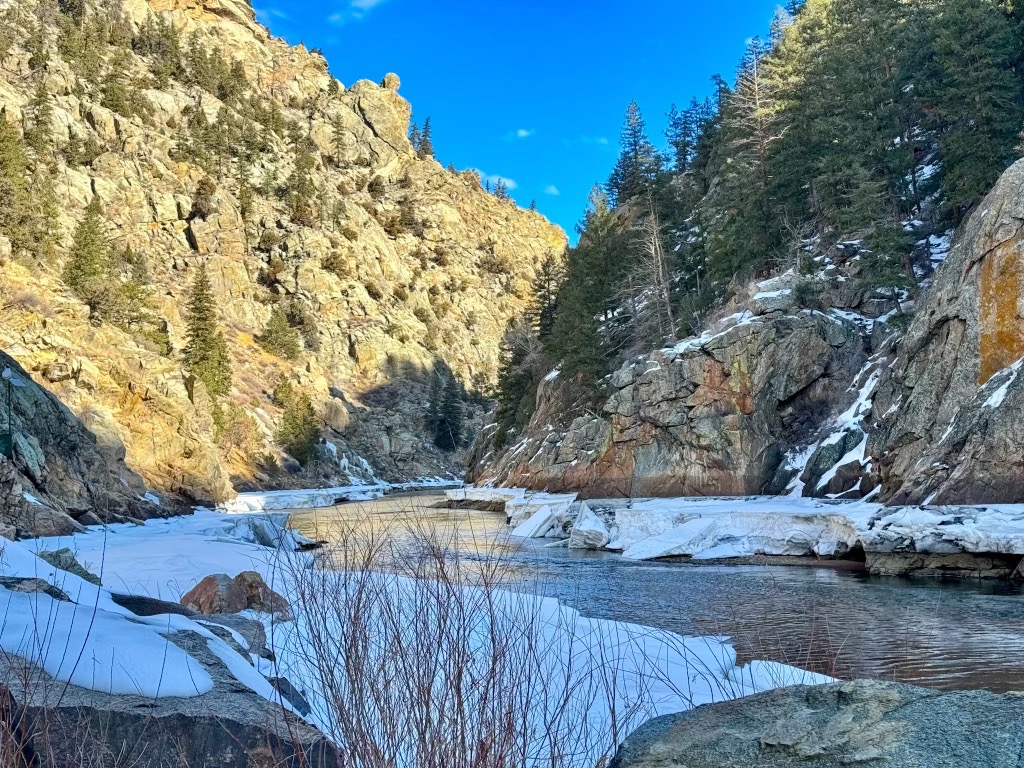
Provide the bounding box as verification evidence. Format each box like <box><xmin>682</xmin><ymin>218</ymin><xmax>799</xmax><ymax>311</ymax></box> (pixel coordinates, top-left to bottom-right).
<box><xmin>0</xmin><ymin>492</ymin><xmax>832</xmax><ymax>765</ymax></box>
<box><xmin>219</xmin><ymin>477</ymin><xmax>461</xmax><ymax>513</ymax></box>
<box><xmin>448</xmin><ymin>488</ymin><xmax>1024</xmax><ymax>575</ymax></box>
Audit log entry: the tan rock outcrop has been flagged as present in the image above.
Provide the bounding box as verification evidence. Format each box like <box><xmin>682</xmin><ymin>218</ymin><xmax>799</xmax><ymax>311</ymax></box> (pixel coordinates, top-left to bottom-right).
<box><xmin>0</xmin><ymin>0</ymin><xmax>565</xmax><ymax>501</ymax></box>
<box><xmin>181</xmin><ymin>570</ymin><xmax>290</xmax><ymax>618</ymax></box>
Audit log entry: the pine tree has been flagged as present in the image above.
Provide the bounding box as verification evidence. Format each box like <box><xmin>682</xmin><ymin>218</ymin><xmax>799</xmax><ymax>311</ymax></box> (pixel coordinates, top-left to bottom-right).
<box><xmin>546</xmin><ymin>187</ymin><xmax>630</xmax><ymax>386</ymax></box>
<box><xmin>133</xmin><ymin>13</ymin><xmax>183</xmax><ymax>87</ymax></box>
<box><xmin>418</xmin><ymin>117</ymin><xmax>434</xmax><ymax>159</ymax></box>
<box><xmin>330</xmin><ymin>114</ymin><xmax>348</xmax><ymax>167</ymax></box>
<box><xmin>286</xmin><ymin>136</ymin><xmax>317</xmax><ymax>225</ymax></box>
<box><xmin>665</xmin><ymin>101</ymin><xmax>707</xmax><ymax>173</ymax></box>
<box><xmin>408</xmin><ymin>121</ymin><xmax>422</xmax><ymax>153</ymax></box>
<box><xmin>63</xmin><ymin>197</ymin><xmax>113</xmax><ymax>317</ymax></box>
<box><xmin>492</xmin><ymin>320</ymin><xmax>543</xmax><ymax>450</ymax></box>
<box><xmin>433</xmin><ymin>374</ymin><xmax>463</xmax><ymax>451</ymax></box>
<box><xmin>606</xmin><ymin>101</ymin><xmax>663</xmax><ymax>205</ymax></box>
<box><xmin>277</xmin><ymin>392</ymin><xmax>320</xmax><ymax>466</ymax></box>
<box><xmin>625</xmin><ymin>208</ymin><xmax>677</xmax><ymax>346</ymax></box>
<box><xmin>58</xmin><ymin>0</ymin><xmax>86</xmax><ymax>25</ymax></box>
<box><xmin>257</xmin><ymin>308</ymin><xmax>302</xmax><ymax>359</ymax></box>
<box><xmin>29</xmin><ymin>167</ymin><xmax>60</xmax><ymax>263</ymax></box>
<box><xmin>183</xmin><ymin>263</ymin><xmax>232</xmax><ymax>399</ymax></box>
<box><xmin>0</xmin><ymin>119</ymin><xmax>31</xmax><ymax>253</ymax></box>
<box><xmin>531</xmin><ymin>251</ymin><xmax>564</xmax><ymax>340</ymax></box>
<box><xmin>493</xmin><ymin>179</ymin><xmax>511</xmax><ymax>201</ymax></box>
<box><xmin>928</xmin><ymin>0</ymin><xmax>1022</xmax><ymax>214</ymax></box>
<box><xmin>24</xmin><ymin>84</ymin><xmax>54</xmax><ymax>156</ymax></box>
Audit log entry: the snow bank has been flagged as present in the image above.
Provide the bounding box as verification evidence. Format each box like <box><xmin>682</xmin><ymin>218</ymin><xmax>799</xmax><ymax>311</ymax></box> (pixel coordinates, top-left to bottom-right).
<box><xmin>0</xmin><ymin>586</ymin><xmax>214</xmax><ymax>697</ymax></box>
<box><xmin>263</xmin><ymin>569</ymin><xmax>833</xmax><ymax>764</ymax></box>
<box><xmin>221</xmin><ymin>485</ymin><xmax>386</xmax><ymax>513</ymax></box>
<box><xmin>863</xmin><ymin>504</ymin><xmax>1024</xmax><ymax>556</ymax></box>
<box><xmin>223</xmin><ymin>478</ymin><xmax>460</xmax><ymax>514</ymax></box>
<box><xmin>506</xmin><ymin>493</ymin><xmax>578</xmax><ymax>529</ymax></box>
<box><xmin>31</xmin><ymin>509</ymin><xmax>299</xmax><ymax>600</ymax></box>
<box><xmin>9</xmin><ymin>490</ymin><xmax>853</xmax><ymax>765</ymax></box>
<box><xmin>445</xmin><ymin>487</ymin><xmax>579</xmax><ymax>532</ymax></box>
<box><xmin>0</xmin><ymin>530</ymin><xmax>291</xmax><ymax>704</ymax></box>
<box><xmin>602</xmin><ymin>497</ymin><xmax>868</xmax><ymax>561</ymax></box>
<box><xmin>545</xmin><ymin>492</ymin><xmax>1024</xmax><ymax>562</ymax></box>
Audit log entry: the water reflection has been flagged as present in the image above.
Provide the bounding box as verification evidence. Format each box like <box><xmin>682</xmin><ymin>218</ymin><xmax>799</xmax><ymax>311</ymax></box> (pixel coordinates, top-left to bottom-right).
<box><xmin>288</xmin><ymin>493</ymin><xmax>1024</xmax><ymax>692</ymax></box>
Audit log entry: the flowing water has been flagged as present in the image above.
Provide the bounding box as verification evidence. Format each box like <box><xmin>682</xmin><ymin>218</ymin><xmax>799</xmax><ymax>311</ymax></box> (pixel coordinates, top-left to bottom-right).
<box><xmin>288</xmin><ymin>492</ymin><xmax>1024</xmax><ymax>693</ymax></box>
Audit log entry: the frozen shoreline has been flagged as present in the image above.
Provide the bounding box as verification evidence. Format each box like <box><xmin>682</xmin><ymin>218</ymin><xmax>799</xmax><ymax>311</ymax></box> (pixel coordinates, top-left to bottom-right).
<box><xmin>219</xmin><ymin>477</ymin><xmax>462</xmax><ymax>513</ymax></box>
<box><xmin>0</xmin><ymin>485</ymin><xmax>833</xmax><ymax>765</ymax></box>
<box><xmin>448</xmin><ymin>487</ymin><xmax>1024</xmax><ymax>570</ymax></box>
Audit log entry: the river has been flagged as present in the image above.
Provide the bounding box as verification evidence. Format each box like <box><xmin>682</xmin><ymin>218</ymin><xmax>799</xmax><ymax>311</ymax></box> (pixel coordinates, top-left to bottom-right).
<box><xmin>288</xmin><ymin>492</ymin><xmax>1024</xmax><ymax>693</ymax></box>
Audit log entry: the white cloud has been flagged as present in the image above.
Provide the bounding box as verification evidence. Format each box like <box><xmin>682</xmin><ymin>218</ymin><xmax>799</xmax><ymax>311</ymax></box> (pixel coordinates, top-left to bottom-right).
<box><xmin>329</xmin><ymin>0</ymin><xmax>388</xmax><ymax>25</ymax></box>
<box><xmin>502</xmin><ymin>128</ymin><xmax>535</xmax><ymax>141</ymax></box>
<box><xmin>580</xmin><ymin>135</ymin><xmax>610</xmax><ymax>146</ymax></box>
<box><xmin>254</xmin><ymin>4</ymin><xmax>289</xmax><ymax>22</ymax></box>
<box><xmin>471</xmin><ymin>169</ymin><xmax>518</xmax><ymax>190</ymax></box>
<box><xmin>544</xmin><ymin>185</ymin><xmax>560</xmax><ymax>196</ymax></box>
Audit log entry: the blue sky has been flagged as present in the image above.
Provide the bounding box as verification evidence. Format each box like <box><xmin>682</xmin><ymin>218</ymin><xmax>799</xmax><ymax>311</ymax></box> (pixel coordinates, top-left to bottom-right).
<box><xmin>252</xmin><ymin>0</ymin><xmax>783</xmax><ymax>238</ymax></box>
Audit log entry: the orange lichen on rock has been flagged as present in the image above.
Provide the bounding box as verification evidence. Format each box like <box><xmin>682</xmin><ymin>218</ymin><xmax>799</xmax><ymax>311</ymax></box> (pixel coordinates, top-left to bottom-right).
<box><xmin>979</xmin><ymin>241</ymin><xmax>1024</xmax><ymax>384</ymax></box>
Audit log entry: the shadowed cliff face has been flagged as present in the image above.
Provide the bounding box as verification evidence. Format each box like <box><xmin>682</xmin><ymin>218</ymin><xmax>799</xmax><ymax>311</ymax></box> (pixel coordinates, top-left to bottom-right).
<box><xmin>0</xmin><ymin>0</ymin><xmax>566</xmax><ymax>501</ymax></box>
<box><xmin>870</xmin><ymin>159</ymin><xmax>1024</xmax><ymax>505</ymax></box>
<box><xmin>0</xmin><ymin>351</ymin><xmax>167</xmax><ymax>536</ymax></box>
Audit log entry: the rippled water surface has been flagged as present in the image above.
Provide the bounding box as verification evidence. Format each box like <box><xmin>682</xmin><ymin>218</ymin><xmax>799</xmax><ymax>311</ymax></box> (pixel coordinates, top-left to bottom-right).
<box><xmin>289</xmin><ymin>492</ymin><xmax>1024</xmax><ymax>692</ymax></box>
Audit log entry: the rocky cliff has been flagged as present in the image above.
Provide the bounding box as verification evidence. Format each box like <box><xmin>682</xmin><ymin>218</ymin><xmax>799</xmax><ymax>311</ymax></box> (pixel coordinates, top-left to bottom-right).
<box><xmin>870</xmin><ymin>158</ymin><xmax>1024</xmax><ymax>504</ymax></box>
<box><xmin>0</xmin><ymin>0</ymin><xmax>565</xmax><ymax>503</ymax></box>
<box><xmin>471</xmin><ymin>161</ymin><xmax>1024</xmax><ymax>506</ymax></box>
<box><xmin>0</xmin><ymin>350</ymin><xmax>165</xmax><ymax>536</ymax></box>
<box><xmin>470</xmin><ymin>270</ymin><xmax>887</xmax><ymax>499</ymax></box>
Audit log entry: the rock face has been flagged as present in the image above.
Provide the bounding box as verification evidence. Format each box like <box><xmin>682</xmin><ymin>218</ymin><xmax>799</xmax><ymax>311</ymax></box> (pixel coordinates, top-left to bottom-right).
<box><xmin>471</xmin><ymin>160</ymin><xmax>1024</xmax><ymax>508</ymax></box>
<box><xmin>0</xmin><ymin>643</ymin><xmax>339</xmax><ymax>768</ymax></box>
<box><xmin>473</xmin><ymin>309</ymin><xmax>869</xmax><ymax>498</ymax></box>
<box><xmin>0</xmin><ymin>0</ymin><xmax>565</xmax><ymax>501</ymax></box>
<box><xmin>0</xmin><ymin>351</ymin><xmax>164</xmax><ymax>536</ymax></box>
<box><xmin>611</xmin><ymin>680</ymin><xmax>1024</xmax><ymax>768</ymax></box>
<box><xmin>871</xmin><ymin>158</ymin><xmax>1024</xmax><ymax>504</ymax></box>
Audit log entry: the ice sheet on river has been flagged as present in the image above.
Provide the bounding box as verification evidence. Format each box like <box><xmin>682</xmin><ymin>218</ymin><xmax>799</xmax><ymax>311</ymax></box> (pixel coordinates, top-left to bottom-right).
<box><xmin>455</xmin><ymin>488</ymin><xmax>1024</xmax><ymax>561</ymax></box>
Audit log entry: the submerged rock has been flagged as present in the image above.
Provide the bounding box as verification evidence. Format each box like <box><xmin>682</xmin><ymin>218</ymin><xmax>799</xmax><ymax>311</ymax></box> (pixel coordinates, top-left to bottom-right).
<box><xmin>611</xmin><ymin>680</ymin><xmax>1024</xmax><ymax>768</ymax></box>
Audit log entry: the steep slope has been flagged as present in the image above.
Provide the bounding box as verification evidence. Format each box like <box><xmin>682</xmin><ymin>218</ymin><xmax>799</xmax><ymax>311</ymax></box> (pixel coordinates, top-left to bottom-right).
<box><xmin>470</xmin><ymin>271</ymin><xmax>887</xmax><ymax>499</ymax></box>
<box><xmin>0</xmin><ymin>0</ymin><xmax>565</xmax><ymax>501</ymax></box>
<box><xmin>870</xmin><ymin>158</ymin><xmax>1024</xmax><ymax>504</ymax></box>
<box><xmin>0</xmin><ymin>350</ymin><xmax>164</xmax><ymax>536</ymax></box>
<box><xmin>472</xmin><ymin>158</ymin><xmax>1024</xmax><ymax>506</ymax></box>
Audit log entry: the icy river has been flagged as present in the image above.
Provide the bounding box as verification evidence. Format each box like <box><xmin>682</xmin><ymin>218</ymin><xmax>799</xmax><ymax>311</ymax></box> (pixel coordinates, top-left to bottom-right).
<box><xmin>288</xmin><ymin>492</ymin><xmax>1024</xmax><ymax>693</ymax></box>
